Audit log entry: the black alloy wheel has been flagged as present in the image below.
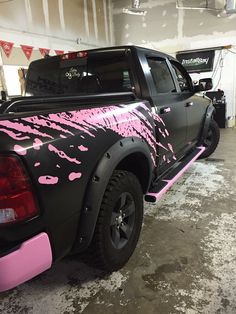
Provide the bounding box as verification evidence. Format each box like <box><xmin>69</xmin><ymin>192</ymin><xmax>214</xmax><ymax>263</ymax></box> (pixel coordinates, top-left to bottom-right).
<box><xmin>110</xmin><ymin>192</ymin><xmax>135</xmax><ymax>250</ymax></box>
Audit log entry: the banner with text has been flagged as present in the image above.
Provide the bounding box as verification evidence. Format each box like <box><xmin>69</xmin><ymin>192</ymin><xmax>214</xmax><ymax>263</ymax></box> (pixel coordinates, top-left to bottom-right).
<box><xmin>176</xmin><ymin>50</ymin><xmax>215</xmax><ymax>73</ymax></box>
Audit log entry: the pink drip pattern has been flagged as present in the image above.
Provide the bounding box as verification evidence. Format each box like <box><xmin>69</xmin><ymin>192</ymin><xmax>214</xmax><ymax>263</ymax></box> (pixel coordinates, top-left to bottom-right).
<box><xmin>0</xmin><ymin>102</ymin><xmax>176</xmax><ymax>185</ymax></box>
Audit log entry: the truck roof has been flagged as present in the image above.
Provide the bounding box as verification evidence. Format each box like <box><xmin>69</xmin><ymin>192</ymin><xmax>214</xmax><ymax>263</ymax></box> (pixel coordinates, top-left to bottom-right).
<box><xmin>40</xmin><ymin>45</ymin><xmax>176</xmax><ymax>62</ymax></box>
<box><xmin>82</xmin><ymin>45</ymin><xmax>172</xmax><ymax>56</ymax></box>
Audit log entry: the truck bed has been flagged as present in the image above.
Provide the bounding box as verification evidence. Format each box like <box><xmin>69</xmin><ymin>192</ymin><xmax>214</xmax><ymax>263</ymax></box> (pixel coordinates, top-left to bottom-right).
<box><xmin>0</xmin><ymin>98</ymin><xmax>156</xmax><ymax>262</ymax></box>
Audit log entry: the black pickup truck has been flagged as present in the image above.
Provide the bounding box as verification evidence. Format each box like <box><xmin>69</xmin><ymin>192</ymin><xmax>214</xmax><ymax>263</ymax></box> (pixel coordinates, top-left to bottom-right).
<box><xmin>0</xmin><ymin>46</ymin><xmax>219</xmax><ymax>292</ymax></box>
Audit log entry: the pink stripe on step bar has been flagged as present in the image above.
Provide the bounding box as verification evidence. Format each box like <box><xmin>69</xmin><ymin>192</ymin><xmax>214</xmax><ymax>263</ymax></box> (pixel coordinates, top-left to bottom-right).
<box><xmin>0</xmin><ymin>232</ymin><xmax>52</xmax><ymax>292</ymax></box>
<box><xmin>146</xmin><ymin>146</ymin><xmax>206</xmax><ymax>202</ymax></box>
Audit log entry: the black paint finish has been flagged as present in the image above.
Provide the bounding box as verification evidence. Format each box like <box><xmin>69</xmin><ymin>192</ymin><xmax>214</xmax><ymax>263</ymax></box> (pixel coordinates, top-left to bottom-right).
<box><xmin>0</xmin><ymin>45</ymin><xmax>214</xmax><ymax>263</ymax></box>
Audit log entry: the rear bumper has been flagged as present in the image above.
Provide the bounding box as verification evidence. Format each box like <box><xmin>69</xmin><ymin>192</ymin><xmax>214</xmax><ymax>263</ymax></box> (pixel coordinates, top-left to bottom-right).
<box><xmin>0</xmin><ymin>232</ymin><xmax>52</xmax><ymax>292</ymax></box>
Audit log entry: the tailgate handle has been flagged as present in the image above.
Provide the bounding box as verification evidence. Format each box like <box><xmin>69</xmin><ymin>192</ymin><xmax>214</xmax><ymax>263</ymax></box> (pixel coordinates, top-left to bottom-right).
<box><xmin>160</xmin><ymin>107</ymin><xmax>171</xmax><ymax>114</ymax></box>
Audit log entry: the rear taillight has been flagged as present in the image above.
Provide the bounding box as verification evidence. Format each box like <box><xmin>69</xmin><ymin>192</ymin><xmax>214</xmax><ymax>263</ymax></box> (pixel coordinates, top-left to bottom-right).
<box><xmin>0</xmin><ymin>155</ymin><xmax>39</xmax><ymax>225</ymax></box>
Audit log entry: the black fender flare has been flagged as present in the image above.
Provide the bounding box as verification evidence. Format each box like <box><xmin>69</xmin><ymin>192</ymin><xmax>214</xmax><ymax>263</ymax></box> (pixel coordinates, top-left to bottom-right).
<box><xmin>72</xmin><ymin>137</ymin><xmax>154</xmax><ymax>252</ymax></box>
<box><xmin>198</xmin><ymin>104</ymin><xmax>215</xmax><ymax>145</ymax></box>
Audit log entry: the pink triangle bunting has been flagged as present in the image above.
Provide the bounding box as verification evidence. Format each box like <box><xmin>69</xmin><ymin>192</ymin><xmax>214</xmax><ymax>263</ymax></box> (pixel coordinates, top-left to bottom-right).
<box><xmin>39</xmin><ymin>47</ymin><xmax>50</xmax><ymax>57</ymax></box>
<box><xmin>21</xmin><ymin>45</ymin><xmax>34</xmax><ymax>60</ymax></box>
<box><xmin>0</xmin><ymin>40</ymin><xmax>14</xmax><ymax>58</ymax></box>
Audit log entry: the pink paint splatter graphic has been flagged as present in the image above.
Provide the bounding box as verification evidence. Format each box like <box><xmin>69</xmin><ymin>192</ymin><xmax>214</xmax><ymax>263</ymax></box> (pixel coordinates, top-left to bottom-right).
<box><xmin>33</xmin><ymin>138</ymin><xmax>43</xmax><ymax>150</ymax></box>
<box><xmin>0</xmin><ymin>120</ymin><xmax>53</xmax><ymax>139</ymax></box>
<box><xmin>68</xmin><ymin>172</ymin><xmax>82</xmax><ymax>181</ymax></box>
<box><xmin>0</xmin><ymin>128</ymin><xmax>30</xmax><ymax>141</ymax></box>
<box><xmin>0</xmin><ymin>101</ymin><xmax>176</xmax><ymax>185</ymax></box>
<box><xmin>78</xmin><ymin>145</ymin><xmax>88</xmax><ymax>152</ymax></box>
<box><xmin>158</xmin><ymin>128</ymin><xmax>166</xmax><ymax>138</ymax></box>
<box><xmin>38</xmin><ymin>176</ymin><xmax>59</xmax><ymax>185</ymax></box>
<box><xmin>153</xmin><ymin>113</ymin><xmax>176</xmax><ymax>162</ymax></box>
<box><xmin>48</xmin><ymin>144</ymin><xmax>81</xmax><ymax>165</ymax></box>
<box><xmin>22</xmin><ymin>116</ymin><xmax>74</xmax><ymax>136</ymax></box>
<box><xmin>14</xmin><ymin>145</ymin><xmax>27</xmax><ymax>156</ymax></box>
<box><xmin>168</xmin><ymin>143</ymin><xmax>174</xmax><ymax>153</ymax></box>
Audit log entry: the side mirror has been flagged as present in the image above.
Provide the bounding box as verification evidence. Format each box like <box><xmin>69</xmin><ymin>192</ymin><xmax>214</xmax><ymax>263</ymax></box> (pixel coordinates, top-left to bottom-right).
<box><xmin>195</xmin><ymin>78</ymin><xmax>213</xmax><ymax>92</ymax></box>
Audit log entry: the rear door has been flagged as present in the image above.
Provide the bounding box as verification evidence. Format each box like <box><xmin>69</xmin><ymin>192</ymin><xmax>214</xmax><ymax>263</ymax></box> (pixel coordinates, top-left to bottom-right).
<box><xmin>170</xmin><ymin>60</ymin><xmax>206</xmax><ymax>145</ymax></box>
<box><xmin>145</xmin><ymin>55</ymin><xmax>188</xmax><ymax>167</ymax></box>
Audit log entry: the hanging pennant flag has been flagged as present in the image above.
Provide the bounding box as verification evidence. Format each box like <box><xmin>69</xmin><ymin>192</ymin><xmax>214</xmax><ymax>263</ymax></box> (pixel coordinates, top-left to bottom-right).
<box><xmin>0</xmin><ymin>40</ymin><xmax>14</xmax><ymax>58</ymax></box>
<box><xmin>39</xmin><ymin>47</ymin><xmax>50</xmax><ymax>57</ymax></box>
<box><xmin>55</xmin><ymin>50</ymin><xmax>64</xmax><ymax>55</ymax></box>
<box><xmin>21</xmin><ymin>45</ymin><xmax>34</xmax><ymax>60</ymax></box>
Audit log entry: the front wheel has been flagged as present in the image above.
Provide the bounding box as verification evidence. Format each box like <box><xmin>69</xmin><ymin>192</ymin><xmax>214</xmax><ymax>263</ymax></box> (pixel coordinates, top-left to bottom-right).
<box><xmin>199</xmin><ymin>119</ymin><xmax>220</xmax><ymax>159</ymax></box>
<box><xmin>87</xmin><ymin>170</ymin><xmax>144</xmax><ymax>272</ymax></box>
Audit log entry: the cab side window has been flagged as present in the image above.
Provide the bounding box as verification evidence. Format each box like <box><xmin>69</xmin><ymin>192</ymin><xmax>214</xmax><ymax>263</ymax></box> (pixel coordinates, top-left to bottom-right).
<box><xmin>171</xmin><ymin>61</ymin><xmax>192</xmax><ymax>92</ymax></box>
<box><xmin>147</xmin><ymin>57</ymin><xmax>176</xmax><ymax>94</ymax></box>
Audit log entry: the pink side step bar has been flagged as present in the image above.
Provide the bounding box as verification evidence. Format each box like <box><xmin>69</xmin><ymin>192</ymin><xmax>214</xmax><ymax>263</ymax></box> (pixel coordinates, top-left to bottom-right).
<box><xmin>146</xmin><ymin>146</ymin><xmax>206</xmax><ymax>202</ymax></box>
<box><xmin>0</xmin><ymin>233</ymin><xmax>52</xmax><ymax>292</ymax></box>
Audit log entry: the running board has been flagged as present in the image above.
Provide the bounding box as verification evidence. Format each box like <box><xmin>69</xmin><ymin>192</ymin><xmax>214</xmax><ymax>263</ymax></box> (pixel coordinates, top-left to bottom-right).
<box><xmin>145</xmin><ymin>146</ymin><xmax>206</xmax><ymax>203</ymax></box>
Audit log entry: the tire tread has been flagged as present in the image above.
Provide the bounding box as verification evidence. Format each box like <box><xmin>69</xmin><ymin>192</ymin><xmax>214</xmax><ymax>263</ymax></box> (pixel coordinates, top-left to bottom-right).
<box><xmin>86</xmin><ymin>170</ymin><xmax>143</xmax><ymax>272</ymax></box>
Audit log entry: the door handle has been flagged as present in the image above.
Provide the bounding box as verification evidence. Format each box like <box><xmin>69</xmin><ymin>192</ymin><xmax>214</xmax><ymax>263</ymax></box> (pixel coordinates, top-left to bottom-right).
<box><xmin>160</xmin><ymin>107</ymin><xmax>171</xmax><ymax>114</ymax></box>
<box><xmin>185</xmin><ymin>102</ymin><xmax>194</xmax><ymax>107</ymax></box>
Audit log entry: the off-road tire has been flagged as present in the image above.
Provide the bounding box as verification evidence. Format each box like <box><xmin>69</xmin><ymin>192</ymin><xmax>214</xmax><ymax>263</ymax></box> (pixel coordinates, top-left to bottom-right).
<box><xmin>87</xmin><ymin>170</ymin><xmax>143</xmax><ymax>272</ymax></box>
<box><xmin>199</xmin><ymin>119</ymin><xmax>220</xmax><ymax>159</ymax></box>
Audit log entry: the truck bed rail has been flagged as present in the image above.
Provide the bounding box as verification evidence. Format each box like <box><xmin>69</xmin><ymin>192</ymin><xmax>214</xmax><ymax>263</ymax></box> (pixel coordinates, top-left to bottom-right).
<box><xmin>0</xmin><ymin>92</ymin><xmax>136</xmax><ymax>114</ymax></box>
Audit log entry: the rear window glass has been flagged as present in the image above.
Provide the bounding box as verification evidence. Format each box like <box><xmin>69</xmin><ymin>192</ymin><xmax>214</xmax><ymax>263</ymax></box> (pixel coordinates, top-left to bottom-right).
<box><xmin>26</xmin><ymin>53</ymin><xmax>133</xmax><ymax>96</ymax></box>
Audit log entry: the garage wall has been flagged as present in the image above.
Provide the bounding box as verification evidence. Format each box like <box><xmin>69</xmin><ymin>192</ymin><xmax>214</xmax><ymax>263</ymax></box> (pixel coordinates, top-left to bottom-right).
<box><xmin>112</xmin><ymin>0</ymin><xmax>236</xmax><ymax>53</ymax></box>
<box><xmin>0</xmin><ymin>0</ymin><xmax>114</xmax><ymax>61</ymax></box>
<box><xmin>112</xmin><ymin>0</ymin><xmax>236</xmax><ymax>125</ymax></box>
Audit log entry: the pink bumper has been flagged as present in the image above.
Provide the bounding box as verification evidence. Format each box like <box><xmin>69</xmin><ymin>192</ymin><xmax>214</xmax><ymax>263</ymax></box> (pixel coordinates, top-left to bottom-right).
<box><xmin>0</xmin><ymin>232</ymin><xmax>52</xmax><ymax>292</ymax></box>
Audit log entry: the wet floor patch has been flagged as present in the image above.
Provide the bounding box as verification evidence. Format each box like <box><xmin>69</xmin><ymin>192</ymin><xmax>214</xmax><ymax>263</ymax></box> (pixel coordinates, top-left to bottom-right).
<box><xmin>145</xmin><ymin>161</ymin><xmax>230</xmax><ymax>221</ymax></box>
<box><xmin>170</xmin><ymin>213</ymin><xmax>236</xmax><ymax>314</ymax></box>
<box><xmin>142</xmin><ymin>258</ymin><xmax>187</xmax><ymax>289</ymax></box>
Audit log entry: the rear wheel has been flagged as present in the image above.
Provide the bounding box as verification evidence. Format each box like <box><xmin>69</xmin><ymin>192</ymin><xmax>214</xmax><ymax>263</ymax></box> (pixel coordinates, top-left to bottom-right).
<box><xmin>87</xmin><ymin>170</ymin><xmax>143</xmax><ymax>272</ymax></box>
<box><xmin>199</xmin><ymin>119</ymin><xmax>220</xmax><ymax>159</ymax></box>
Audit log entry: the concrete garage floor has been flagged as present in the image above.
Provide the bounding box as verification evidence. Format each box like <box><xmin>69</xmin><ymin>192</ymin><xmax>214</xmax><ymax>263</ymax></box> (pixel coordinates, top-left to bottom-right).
<box><xmin>1</xmin><ymin>128</ymin><xmax>236</xmax><ymax>314</ymax></box>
